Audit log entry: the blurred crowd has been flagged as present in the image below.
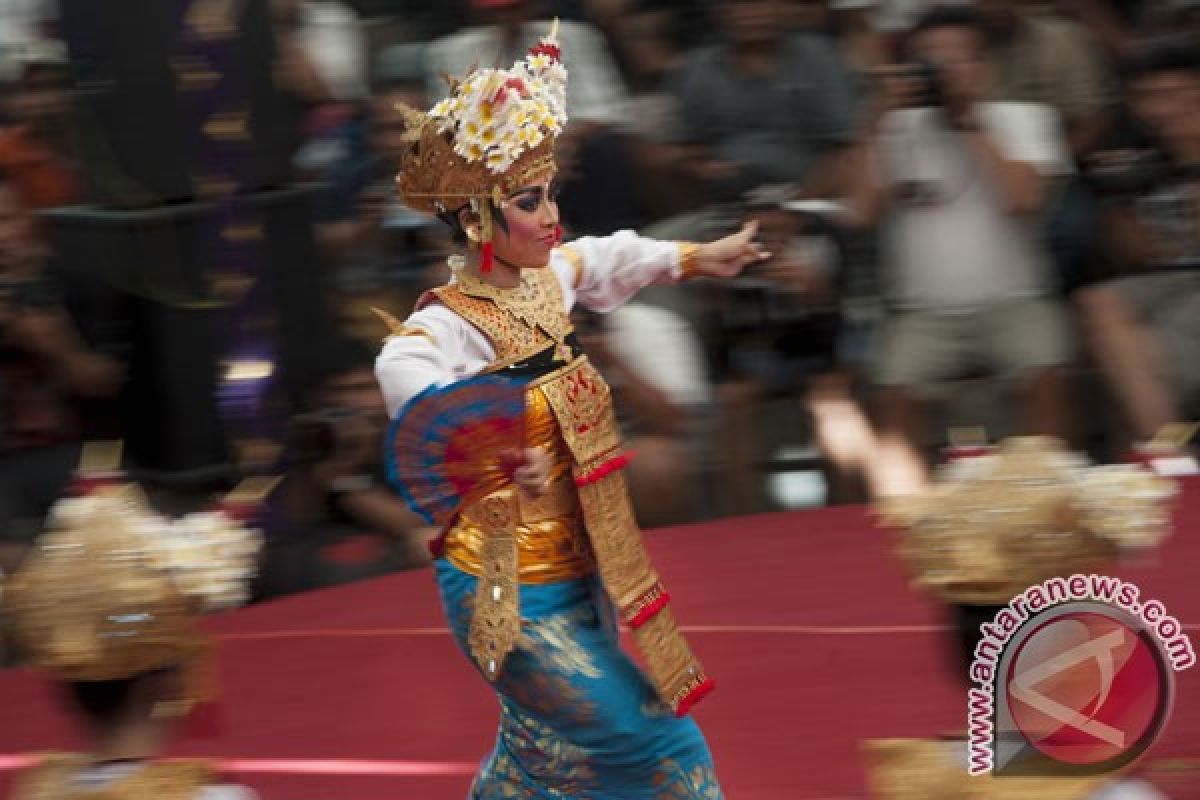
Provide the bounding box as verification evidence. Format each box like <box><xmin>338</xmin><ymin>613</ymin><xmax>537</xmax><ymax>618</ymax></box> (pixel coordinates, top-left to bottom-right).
<box><xmin>1</xmin><ymin>0</ymin><xmax>1199</xmax><ymax>602</ymax></box>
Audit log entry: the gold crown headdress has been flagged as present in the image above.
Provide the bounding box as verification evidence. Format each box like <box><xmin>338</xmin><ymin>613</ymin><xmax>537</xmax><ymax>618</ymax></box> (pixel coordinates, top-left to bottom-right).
<box><xmin>4</xmin><ymin>446</ymin><xmax>269</xmax><ymax>688</ymax></box>
<box><xmin>396</xmin><ymin>19</ymin><xmax>568</xmax><ymax>272</ymax></box>
<box><xmin>877</xmin><ymin>437</ymin><xmax>1177</xmax><ymax>604</ymax></box>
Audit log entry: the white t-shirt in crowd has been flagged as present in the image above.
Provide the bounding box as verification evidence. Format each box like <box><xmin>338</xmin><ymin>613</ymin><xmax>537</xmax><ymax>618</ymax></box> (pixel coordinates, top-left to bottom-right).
<box><xmin>605</xmin><ymin>303</ymin><xmax>711</xmax><ymax>409</ymax></box>
<box><xmin>297</xmin><ymin>0</ymin><xmax>366</xmax><ymax>101</ymax></box>
<box><xmin>878</xmin><ymin>101</ymin><xmax>1071</xmax><ymax>311</ymax></box>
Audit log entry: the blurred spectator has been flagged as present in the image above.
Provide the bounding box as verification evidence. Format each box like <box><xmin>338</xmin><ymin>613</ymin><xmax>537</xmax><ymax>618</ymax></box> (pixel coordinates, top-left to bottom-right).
<box><xmin>827</xmin><ymin>0</ymin><xmax>896</xmax><ymax>83</ymax></box>
<box><xmin>1057</xmin><ymin>0</ymin><xmax>1138</xmax><ymax>56</ymax></box>
<box><xmin>783</xmin><ymin>0</ymin><xmax>834</xmax><ymax>33</ymax></box>
<box><xmin>0</xmin><ymin>169</ymin><xmax>124</xmax><ymax>573</ymax></box>
<box><xmin>1074</xmin><ymin>40</ymin><xmax>1200</xmax><ymax>449</ymax></box>
<box><xmin>317</xmin><ymin>43</ymin><xmax>434</xmax><ymax>264</ymax></box>
<box><xmin>843</xmin><ymin>6</ymin><xmax>1074</xmax><ymax>460</ymax></box>
<box><xmin>0</xmin><ymin>43</ymin><xmax>80</xmax><ymax>212</ymax></box>
<box><xmin>704</xmin><ymin>190</ymin><xmax>859</xmax><ymax>511</ymax></box>
<box><xmin>664</xmin><ymin>0</ymin><xmax>860</xmax><ymax>203</ymax></box>
<box><xmin>975</xmin><ymin>0</ymin><xmax>1117</xmax><ymax>157</ymax></box>
<box><xmin>870</xmin><ymin>0</ymin><xmax>955</xmax><ymax>35</ymax></box>
<box><xmin>424</xmin><ymin>0</ymin><xmax>644</xmax><ymax>233</ymax></box>
<box><xmin>263</xmin><ymin>336</ymin><xmax>432</xmax><ymax>598</ymax></box>
<box><xmin>573</xmin><ymin>0</ymin><xmax>711</xmax><ymax>221</ymax></box>
<box><xmin>316</xmin><ymin>43</ymin><xmax>453</xmax><ymax>337</ymax></box>
<box><xmin>574</xmin><ymin>302</ymin><xmax>711</xmax><ymax>526</ymax></box>
<box><xmin>580</xmin><ymin>0</ymin><xmax>701</xmax><ymax>91</ymax></box>
<box><xmin>969</xmin><ymin>0</ymin><xmax>1120</xmax><ymax>296</ymax></box>
<box><xmin>271</xmin><ymin>0</ymin><xmax>366</xmax><ymax>104</ymax></box>
<box><xmin>0</xmin><ymin>0</ymin><xmax>57</xmax><ymax>66</ymax></box>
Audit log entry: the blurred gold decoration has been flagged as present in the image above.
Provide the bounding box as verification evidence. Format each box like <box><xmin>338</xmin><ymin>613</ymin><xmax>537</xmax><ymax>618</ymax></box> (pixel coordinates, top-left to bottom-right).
<box><xmin>202</xmin><ymin>111</ymin><xmax>250</xmax><ymax>142</ymax></box>
<box><xmin>223</xmin><ymin>359</ymin><xmax>273</xmax><ymax>382</ymax></box>
<box><xmin>220</xmin><ymin>223</ymin><xmax>264</xmax><ymax>244</ymax></box>
<box><xmin>207</xmin><ymin>270</ymin><xmax>256</xmax><ymax>304</ymax></box>
<box><xmin>1148</xmin><ymin>423</ymin><xmax>1198</xmax><ymax>452</ymax></box>
<box><xmin>877</xmin><ymin>437</ymin><xmax>1176</xmax><ymax>604</ymax></box>
<box><xmin>225</xmin><ymin>475</ymin><xmax>283</xmax><ymax>507</ymax></box>
<box><xmin>863</xmin><ymin>738</ymin><xmax>1121</xmax><ymax>799</ymax></box>
<box><xmin>195</xmin><ymin>173</ymin><xmax>238</xmax><ymax>198</ymax></box>
<box><xmin>4</xmin><ymin>468</ymin><xmax>265</xmax><ymax>687</ymax></box>
<box><xmin>173</xmin><ymin>56</ymin><xmax>221</xmax><ymax>91</ymax></box>
<box><xmin>11</xmin><ymin>753</ymin><xmax>216</xmax><ymax>799</ymax></box>
<box><xmin>79</xmin><ymin>440</ymin><xmax>123</xmax><ymax>475</ymax></box>
<box><xmin>186</xmin><ymin>0</ymin><xmax>237</xmax><ymax>39</ymax></box>
<box><xmin>233</xmin><ymin>438</ymin><xmax>282</xmax><ymax>471</ymax></box>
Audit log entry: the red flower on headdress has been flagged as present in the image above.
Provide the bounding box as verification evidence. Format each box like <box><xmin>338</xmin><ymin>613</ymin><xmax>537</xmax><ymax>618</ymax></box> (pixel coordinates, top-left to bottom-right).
<box><xmin>492</xmin><ymin>77</ymin><xmax>528</xmax><ymax>107</ymax></box>
<box><xmin>529</xmin><ymin>41</ymin><xmax>561</xmax><ymax>62</ymax></box>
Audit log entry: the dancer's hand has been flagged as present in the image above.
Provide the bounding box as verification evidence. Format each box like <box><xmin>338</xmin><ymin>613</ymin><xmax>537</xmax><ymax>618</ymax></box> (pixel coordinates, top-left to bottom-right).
<box><xmin>694</xmin><ymin>221</ymin><xmax>771</xmax><ymax>279</ymax></box>
<box><xmin>509</xmin><ymin>447</ymin><xmax>553</xmax><ymax>496</ymax></box>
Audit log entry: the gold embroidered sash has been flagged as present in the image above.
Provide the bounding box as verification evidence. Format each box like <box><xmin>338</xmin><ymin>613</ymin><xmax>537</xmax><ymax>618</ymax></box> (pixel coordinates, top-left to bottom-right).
<box><xmin>536</xmin><ymin>357</ymin><xmax>713</xmax><ymax>713</ymax></box>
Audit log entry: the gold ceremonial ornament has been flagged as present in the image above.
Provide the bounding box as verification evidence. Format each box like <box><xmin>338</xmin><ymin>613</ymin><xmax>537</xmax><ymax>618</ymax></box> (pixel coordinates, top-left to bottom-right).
<box><xmin>4</xmin><ymin>452</ymin><xmax>267</xmax><ymax>688</ymax></box>
<box><xmin>877</xmin><ymin>437</ymin><xmax>1176</xmax><ymax>604</ymax></box>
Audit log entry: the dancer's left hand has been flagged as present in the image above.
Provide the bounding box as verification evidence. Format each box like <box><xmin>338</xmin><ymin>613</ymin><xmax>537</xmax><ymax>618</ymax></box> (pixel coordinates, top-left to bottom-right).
<box><xmin>694</xmin><ymin>221</ymin><xmax>772</xmax><ymax>279</ymax></box>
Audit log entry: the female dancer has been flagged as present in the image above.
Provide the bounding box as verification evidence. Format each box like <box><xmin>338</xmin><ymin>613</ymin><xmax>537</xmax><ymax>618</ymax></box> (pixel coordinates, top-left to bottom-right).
<box><xmin>375</xmin><ymin>22</ymin><xmax>767</xmax><ymax>799</ymax></box>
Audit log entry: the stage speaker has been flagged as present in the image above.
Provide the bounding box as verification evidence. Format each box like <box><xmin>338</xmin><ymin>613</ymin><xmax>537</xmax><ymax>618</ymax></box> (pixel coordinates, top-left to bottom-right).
<box><xmin>59</xmin><ymin>0</ymin><xmax>299</xmax><ymax>205</ymax></box>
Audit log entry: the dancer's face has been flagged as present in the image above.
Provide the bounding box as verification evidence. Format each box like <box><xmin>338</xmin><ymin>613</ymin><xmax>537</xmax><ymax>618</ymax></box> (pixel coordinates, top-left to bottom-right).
<box><xmin>493</xmin><ymin>172</ymin><xmax>561</xmax><ymax>269</ymax></box>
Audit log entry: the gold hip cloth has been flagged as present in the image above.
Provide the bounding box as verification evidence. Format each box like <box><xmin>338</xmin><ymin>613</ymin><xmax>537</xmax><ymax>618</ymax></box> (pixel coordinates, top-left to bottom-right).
<box><xmin>448</xmin><ymin>359</ymin><xmax>713</xmax><ymax>715</ymax></box>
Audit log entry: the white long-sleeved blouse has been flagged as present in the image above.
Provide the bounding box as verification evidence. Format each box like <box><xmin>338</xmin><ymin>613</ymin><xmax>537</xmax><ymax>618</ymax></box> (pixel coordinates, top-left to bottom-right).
<box><xmin>375</xmin><ymin>231</ymin><xmax>685</xmax><ymax>418</ymax></box>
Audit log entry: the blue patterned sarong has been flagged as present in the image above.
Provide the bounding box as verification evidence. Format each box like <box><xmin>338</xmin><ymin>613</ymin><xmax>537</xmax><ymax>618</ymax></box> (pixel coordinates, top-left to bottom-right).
<box><xmin>435</xmin><ymin>559</ymin><xmax>723</xmax><ymax>799</ymax></box>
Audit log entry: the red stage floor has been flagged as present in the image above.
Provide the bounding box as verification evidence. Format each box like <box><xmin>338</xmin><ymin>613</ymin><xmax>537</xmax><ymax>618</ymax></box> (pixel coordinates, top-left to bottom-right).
<box><xmin>2</xmin><ymin>480</ymin><xmax>1199</xmax><ymax>799</ymax></box>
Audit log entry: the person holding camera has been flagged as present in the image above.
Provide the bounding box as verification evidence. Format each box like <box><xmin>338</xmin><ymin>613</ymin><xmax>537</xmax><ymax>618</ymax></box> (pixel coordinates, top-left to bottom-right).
<box><xmin>843</xmin><ymin>6</ymin><xmax>1075</xmax><ymax>468</ymax></box>
<box><xmin>0</xmin><ymin>169</ymin><xmax>125</xmax><ymax>574</ymax></box>
<box><xmin>1074</xmin><ymin>40</ymin><xmax>1200</xmax><ymax>453</ymax></box>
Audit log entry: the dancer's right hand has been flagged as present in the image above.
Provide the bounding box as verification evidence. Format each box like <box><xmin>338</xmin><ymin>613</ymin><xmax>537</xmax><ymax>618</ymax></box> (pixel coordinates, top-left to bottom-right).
<box><xmin>507</xmin><ymin>447</ymin><xmax>553</xmax><ymax>496</ymax></box>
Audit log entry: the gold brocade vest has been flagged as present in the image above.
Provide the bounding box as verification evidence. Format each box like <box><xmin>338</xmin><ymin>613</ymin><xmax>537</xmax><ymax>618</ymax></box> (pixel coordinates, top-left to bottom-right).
<box><xmin>423</xmin><ymin>267</ymin><xmax>713</xmax><ymax>715</ymax></box>
<box><xmin>10</xmin><ymin>755</ymin><xmax>215</xmax><ymax>800</ymax></box>
<box><xmin>443</xmin><ymin>385</ymin><xmax>595</xmax><ymax>583</ymax></box>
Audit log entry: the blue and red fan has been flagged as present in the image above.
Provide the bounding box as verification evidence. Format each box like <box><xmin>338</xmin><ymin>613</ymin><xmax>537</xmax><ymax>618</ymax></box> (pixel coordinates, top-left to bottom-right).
<box><xmin>385</xmin><ymin>375</ymin><xmax>527</xmax><ymax>525</ymax></box>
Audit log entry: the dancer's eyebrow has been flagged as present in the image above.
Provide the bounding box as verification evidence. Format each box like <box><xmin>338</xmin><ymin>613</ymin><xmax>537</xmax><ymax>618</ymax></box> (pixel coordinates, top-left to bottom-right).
<box><xmin>508</xmin><ymin>186</ymin><xmax>545</xmax><ymax>201</ymax></box>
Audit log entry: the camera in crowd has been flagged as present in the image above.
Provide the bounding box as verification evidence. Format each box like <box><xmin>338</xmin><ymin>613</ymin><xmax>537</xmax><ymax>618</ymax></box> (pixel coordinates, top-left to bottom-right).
<box><xmin>897</xmin><ymin>59</ymin><xmax>947</xmax><ymax>108</ymax></box>
<box><xmin>286</xmin><ymin>408</ymin><xmax>365</xmax><ymax>463</ymax></box>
